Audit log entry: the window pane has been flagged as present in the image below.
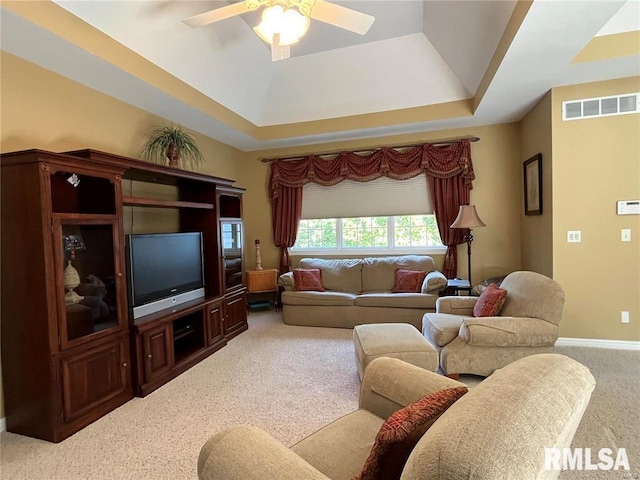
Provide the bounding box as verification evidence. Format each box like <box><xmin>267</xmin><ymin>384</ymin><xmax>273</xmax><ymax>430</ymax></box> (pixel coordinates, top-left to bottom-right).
<box><xmin>393</xmin><ymin>215</ymin><xmax>443</xmax><ymax>247</ymax></box>
<box><xmin>294</xmin><ymin>219</ymin><xmax>337</xmax><ymax>249</ymax></box>
<box><xmin>341</xmin><ymin>217</ymin><xmax>389</xmax><ymax>248</ymax></box>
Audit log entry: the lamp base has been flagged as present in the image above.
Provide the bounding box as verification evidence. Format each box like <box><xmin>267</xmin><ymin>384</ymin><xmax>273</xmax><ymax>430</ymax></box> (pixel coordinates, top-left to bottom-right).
<box><xmin>65</xmin><ymin>290</ymin><xmax>84</xmax><ymax>305</ymax></box>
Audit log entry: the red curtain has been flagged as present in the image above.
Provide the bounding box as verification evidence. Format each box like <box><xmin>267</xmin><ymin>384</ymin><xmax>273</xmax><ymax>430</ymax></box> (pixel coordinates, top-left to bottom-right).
<box><xmin>271</xmin><ymin>184</ymin><xmax>303</xmax><ymax>275</ymax></box>
<box><xmin>269</xmin><ymin>140</ymin><xmax>475</xmax><ymax>277</ymax></box>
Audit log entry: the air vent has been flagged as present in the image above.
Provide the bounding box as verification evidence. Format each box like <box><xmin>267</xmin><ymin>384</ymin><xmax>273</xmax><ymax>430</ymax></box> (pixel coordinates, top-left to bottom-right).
<box><xmin>563</xmin><ymin>93</ymin><xmax>639</xmax><ymax>121</ymax></box>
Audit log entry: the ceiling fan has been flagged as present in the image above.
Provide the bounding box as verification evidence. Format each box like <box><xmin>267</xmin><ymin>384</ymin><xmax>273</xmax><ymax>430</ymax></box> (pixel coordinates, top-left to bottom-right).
<box><xmin>183</xmin><ymin>0</ymin><xmax>375</xmax><ymax>61</ymax></box>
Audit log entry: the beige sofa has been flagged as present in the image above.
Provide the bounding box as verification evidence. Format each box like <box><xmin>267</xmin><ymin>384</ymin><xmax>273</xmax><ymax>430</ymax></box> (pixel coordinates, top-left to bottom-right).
<box><xmin>198</xmin><ymin>354</ymin><xmax>596</xmax><ymax>480</ymax></box>
<box><xmin>423</xmin><ymin>271</ymin><xmax>565</xmax><ymax>376</ymax></box>
<box><xmin>278</xmin><ymin>256</ymin><xmax>447</xmax><ymax>329</ymax></box>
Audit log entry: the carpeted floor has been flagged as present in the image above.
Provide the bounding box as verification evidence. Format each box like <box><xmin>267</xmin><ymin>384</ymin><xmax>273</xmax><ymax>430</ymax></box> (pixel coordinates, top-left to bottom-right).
<box><xmin>1</xmin><ymin>311</ymin><xmax>638</xmax><ymax>479</ymax></box>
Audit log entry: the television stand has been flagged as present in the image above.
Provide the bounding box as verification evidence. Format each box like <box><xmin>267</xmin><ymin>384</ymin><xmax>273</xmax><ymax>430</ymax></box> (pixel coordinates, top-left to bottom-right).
<box><xmin>131</xmin><ymin>297</ymin><xmax>227</xmax><ymax>397</ymax></box>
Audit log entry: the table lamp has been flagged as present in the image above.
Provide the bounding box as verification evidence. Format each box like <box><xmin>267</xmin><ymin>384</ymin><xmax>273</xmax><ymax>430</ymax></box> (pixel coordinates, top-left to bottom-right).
<box><xmin>450</xmin><ymin>205</ymin><xmax>486</xmax><ymax>286</ymax></box>
<box><xmin>63</xmin><ymin>234</ymin><xmax>86</xmax><ymax>304</ymax></box>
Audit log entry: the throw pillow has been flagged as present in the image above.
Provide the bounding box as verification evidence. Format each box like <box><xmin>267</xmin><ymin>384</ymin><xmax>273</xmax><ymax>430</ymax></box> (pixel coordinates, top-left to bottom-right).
<box><xmin>353</xmin><ymin>386</ymin><xmax>468</xmax><ymax>480</ymax></box>
<box><xmin>392</xmin><ymin>269</ymin><xmax>427</xmax><ymax>293</ymax></box>
<box><xmin>292</xmin><ymin>268</ymin><xmax>325</xmax><ymax>292</ymax></box>
<box><xmin>473</xmin><ymin>283</ymin><xmax>508</xmax><ymax>317</ymax></box>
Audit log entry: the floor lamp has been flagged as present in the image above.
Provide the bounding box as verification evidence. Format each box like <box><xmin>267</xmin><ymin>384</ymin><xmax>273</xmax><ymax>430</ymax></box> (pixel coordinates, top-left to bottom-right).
<box><xmin>450</xmin><ymin>205</ymin><xmax>486</xmax><ymax>286</ymax></box>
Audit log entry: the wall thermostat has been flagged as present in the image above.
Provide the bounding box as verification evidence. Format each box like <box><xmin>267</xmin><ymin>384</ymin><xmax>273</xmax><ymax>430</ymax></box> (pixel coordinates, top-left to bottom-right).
<box><xmin>617</xmin><ymin>200</ymin><xmax>640</xmax><ymax>215</ymax></box>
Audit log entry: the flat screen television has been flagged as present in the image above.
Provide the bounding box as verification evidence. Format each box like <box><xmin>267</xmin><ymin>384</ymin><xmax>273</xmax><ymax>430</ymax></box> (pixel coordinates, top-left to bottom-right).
<box><xmin>126</xmin><ymin>232</ymin><xmax>205</xmax><ymax>319</ymax></box>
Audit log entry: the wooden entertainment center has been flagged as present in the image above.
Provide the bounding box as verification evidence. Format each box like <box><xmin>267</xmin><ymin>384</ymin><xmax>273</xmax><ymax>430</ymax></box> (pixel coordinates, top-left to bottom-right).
<box><xmin>0</xmin><ymin>149</ymin><xmax>248</xmax><ymax>442</ymax></box>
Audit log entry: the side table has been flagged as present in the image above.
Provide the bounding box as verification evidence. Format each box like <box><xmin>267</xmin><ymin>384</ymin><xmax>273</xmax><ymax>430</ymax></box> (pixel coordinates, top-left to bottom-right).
<box><xmin>246</xmin><ymin>269</ymin><xmax>278</xmax><ymax>310</ymax></box>
<box><xmin>441</xmin><ymin>278</ymin><xmax>473</xmax><ymax>296</ymax></box>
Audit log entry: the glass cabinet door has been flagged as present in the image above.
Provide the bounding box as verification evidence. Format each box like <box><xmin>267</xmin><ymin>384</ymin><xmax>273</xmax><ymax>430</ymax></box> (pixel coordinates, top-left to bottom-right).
<box><xmin>56</xmin><ymin>221</ymin><xmax>123</xmax><ymax>346</ymax></box>
<box><xmin>221</xmin><ymin>221</ymin><xmax>243</xmax><ymax>291</ymax></box>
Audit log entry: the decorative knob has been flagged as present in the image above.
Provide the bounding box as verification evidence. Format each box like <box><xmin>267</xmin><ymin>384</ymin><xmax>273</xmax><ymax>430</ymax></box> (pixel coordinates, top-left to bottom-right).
<box><xmin>147</xmin><ymin>354</ymin><xmax>152</xmax><ymax>358</ymax></box>
<box><xmin>117</xmin><ymin>272</ymin><xmax>123</xmax><ymax>278</ymax></box>
<box><xmin>122</xmin><ymin>362</ymin><xmax>128</xmax><ymax>367</ymax></box>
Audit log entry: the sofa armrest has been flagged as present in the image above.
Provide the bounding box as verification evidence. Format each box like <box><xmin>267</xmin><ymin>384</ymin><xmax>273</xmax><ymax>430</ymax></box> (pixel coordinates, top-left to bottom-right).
<box><xmin>422</xmin><ymin>270</ymin><xmax>448</xmax><ymax>293</ymax></box>
<box><xmin>359</xmin><ymin>357</ymin><xmax>466</xmax><ymax>420</ymax></box>
<box><xmin>436</xmin><ymin>296</ymin><xmax>477</xmax><ymax>315</ymax></box>
<box><xmin>459</xmin><ymin>317</ymin><xmax>559</xmax><ymax>347</ymax></box>
<box><xmin>198</xmin><ymin>425</ymin><xmax>329</xmax><ymax>480</ymax></box>
<box><xmin>278</xmin><ymin>272</ymin><xmax>295</xmax><ymax>291</ymax></box>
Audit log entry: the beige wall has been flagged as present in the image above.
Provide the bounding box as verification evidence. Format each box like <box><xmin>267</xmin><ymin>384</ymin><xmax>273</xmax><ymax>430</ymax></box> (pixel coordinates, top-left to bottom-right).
<box><xmin>0</xmin><ymin>52</ymin><xmax>246</xmax><ymax>419</ymax></box>
<box><xmin>238</xmin><ymin>123</ymin><xmax>523</xmax><ymax>283</ymax></box>
<box><xmin>551</xmin><ymin>77</ymin><xmax>640</xmax><ymax>341</ymax></box>
<box><xmin>520</xmin><ymin>92</ymin><xmax>554</xmax><ymax>276</ymax></box>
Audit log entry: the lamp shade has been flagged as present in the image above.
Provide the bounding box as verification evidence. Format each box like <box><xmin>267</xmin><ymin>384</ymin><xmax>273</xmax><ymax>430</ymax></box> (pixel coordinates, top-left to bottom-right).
<box><xmin>450</xmin><ymin>205</ymin><xmax>486</xmax><ymax>229</ymax></box>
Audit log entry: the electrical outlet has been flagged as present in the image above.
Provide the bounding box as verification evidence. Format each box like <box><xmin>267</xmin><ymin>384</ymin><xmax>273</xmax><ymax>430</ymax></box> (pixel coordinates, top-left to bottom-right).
<box><xmin>621</xmin><ymin>311</ymin><xmax>630</xmax><ymax>324</ymax></box>
<box><xmin>621</xmin><ymin>229</ymin><xmax>631</xmax><ymax>242</ymax></box>
<box><xmin>567</xmin><ymin>230</ymin><xmax>581</xmax><ymax>243</ymax></box>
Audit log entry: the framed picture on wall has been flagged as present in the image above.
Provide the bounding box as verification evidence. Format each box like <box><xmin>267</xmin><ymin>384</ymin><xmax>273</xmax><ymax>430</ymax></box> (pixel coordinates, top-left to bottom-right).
<box><xmin>524</xmin><ymin>153</ymin><xmax>542</xmax><ymax>215</ymax></box>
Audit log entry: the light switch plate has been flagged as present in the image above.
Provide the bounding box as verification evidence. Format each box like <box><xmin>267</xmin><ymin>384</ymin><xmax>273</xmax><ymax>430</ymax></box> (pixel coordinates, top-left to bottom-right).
<box><xmin>567</xmin><ymin>230</ymin><xmax>581</xmax><ymax>243</ymax></box>
<box><xmin>621</xmin><ymin>229</ymin><xmax>631</xmax><ymax>242</ymax></box>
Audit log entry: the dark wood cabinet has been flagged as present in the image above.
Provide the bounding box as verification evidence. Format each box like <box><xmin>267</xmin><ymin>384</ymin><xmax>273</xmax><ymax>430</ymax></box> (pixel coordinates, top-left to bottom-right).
<box><xmin>142</xmin><ymin>323</ymin><xmax>174</xmax><ymax>381</ymax></box>
<box><xmin>0</xmin><ymin>150</ymin><xmax>133</xmax><ymax>442</ymax></box>
<box><xmin>224</xmin><ymin>290</ymin><xmax>249</xmax><ymax>339</ymax></box>
<box><xmin>1</xmin><ymin>148</ymin><xmax>248</xmax><ymax>441</ymax></box>
<box><xmin>206</xmin><ymin>299</ymin><xmax>226</xmax><ymax>347</ymax></box>
<box><xmin>60</xmin><ymin>334</ymin><xmax>130</xmax><ymax>423</ymax></box>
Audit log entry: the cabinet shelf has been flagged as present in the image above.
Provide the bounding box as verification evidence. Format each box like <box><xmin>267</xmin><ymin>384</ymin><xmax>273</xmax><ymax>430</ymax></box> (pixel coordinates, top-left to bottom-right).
<box><xmin>51</xmin><ymin>212</ymin><xmax>118</xmax><ymax>221</ymax></box>
<box><xmin>173</xmin><ymin>324</ymin><xmax>196</xmax><ymax>341</ymax></box>
<box><xmin>122</xmin><ymin>196</ymin><xmax>214</xmax><ymax>210</ymax></box>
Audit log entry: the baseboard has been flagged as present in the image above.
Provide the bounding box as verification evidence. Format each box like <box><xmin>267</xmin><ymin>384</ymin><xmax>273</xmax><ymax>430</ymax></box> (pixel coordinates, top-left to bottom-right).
<box><xmin>555</xmin><ymin>337</ymin><xmax>640</xmax><ymax>350</ymax></box>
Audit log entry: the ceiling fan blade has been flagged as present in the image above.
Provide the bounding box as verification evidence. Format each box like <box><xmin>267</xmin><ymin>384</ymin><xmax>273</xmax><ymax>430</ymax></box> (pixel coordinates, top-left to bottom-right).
<box><xmin>182</xmin><ymin>2</ymin><xmax>253</xmax><ymax>28</ymax></box>
<box><xmin>271</xmin><ymin>34</ymin><xmax>290</xmax><ymax>61</ymax></box>
<box><xmin>309</xmin><ymin>0</ymin><xmax>374</xmax><ymax>35</ymax></box>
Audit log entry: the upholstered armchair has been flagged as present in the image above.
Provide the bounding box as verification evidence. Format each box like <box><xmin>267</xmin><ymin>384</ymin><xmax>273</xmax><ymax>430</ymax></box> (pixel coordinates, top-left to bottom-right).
<box><xmin>198</xmin><ymin>354</ymin><xmax>594</xmax><ymax>480</ymax></box>
<box><xmin>423</xmin><ymin>271</ymin><xmax>565</xmax><ymax>376</ymax></box>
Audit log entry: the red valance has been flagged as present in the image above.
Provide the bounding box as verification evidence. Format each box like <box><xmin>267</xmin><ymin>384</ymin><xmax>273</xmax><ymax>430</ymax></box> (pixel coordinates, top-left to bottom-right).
<box><xmin>269</xmin><ymin>140</ymin><xmax>475</xmax><ymax>200</ymax></box>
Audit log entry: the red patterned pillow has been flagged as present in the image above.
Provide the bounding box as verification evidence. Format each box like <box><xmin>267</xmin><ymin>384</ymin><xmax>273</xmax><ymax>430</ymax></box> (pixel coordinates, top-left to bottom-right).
<box><xmin>392</xmin><ymin>269</ymin><xmax>427</xmax><ymax>293</ymax></box>
<box><xmin>353</xmin><ymin>387</ymin><xmax>468</xmax><ymax>480</ymax></box>
<box><xmin>292</xmin><ymin>268</ymin><xmax>325</xmax><ymax>292</ymax></box>
<box><xmin>473</xmin><ymin>283</ymin><xmax>508</xmax><ymax>317</ymax></box>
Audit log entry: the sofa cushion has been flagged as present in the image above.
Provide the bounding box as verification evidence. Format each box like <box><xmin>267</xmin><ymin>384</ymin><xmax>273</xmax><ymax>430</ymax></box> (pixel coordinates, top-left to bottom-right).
<box><xmin>300</xmin><ymin>258</ymin><xmax>363</xmax><ymax>293</ymax></box>
<box><xmin>282</xmin><ymin>291</ymin><xmax>357</xmax><ymax>307</ymax></box>
<box><xmin>293</xmin><ymin>268</ymin><xmax>325</xmax><ymax>292</ymax></box>
<box><xmin>392</xmin><ymin>269</ymin><xmax>427</xmax><ymax>293</ymax></box>
<box><xmin>422</xmin><ymin>313</ymin><xmax>465</xmax><ymax>347</ymax></box>
<box><xmin>473</xmin><ymin>283</ymin><xmax>507</xmax><ymax>317</ymax></box>
<box><xmin>361</xmin><ymin>256</ymin><xmax>436</xmax><ymax>293</ymax></box>
<box><xmin>355</xmin><ymin>293</ymin><xmax>437</xmax><ymax>310</ymax></box>
<box><xmin>292</xmin><ymin>409</ymin><xmax>384</xmax><ymax>480</ymax></box>
<box><xmin>354</xmin><ymin>386</ymin><xmax>468</xmax><ymax>480</ymax></box>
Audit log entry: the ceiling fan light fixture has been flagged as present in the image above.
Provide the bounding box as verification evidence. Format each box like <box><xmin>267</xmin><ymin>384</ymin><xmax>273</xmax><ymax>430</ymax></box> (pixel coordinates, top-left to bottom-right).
<box><xmin>254</xmin><ymin>4</ymin><xmax>310</xmax><ymax>46</ymax></box>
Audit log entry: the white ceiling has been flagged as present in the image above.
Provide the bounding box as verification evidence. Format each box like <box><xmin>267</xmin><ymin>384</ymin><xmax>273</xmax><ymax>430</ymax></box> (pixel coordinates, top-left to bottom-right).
<box><xmin>1</xmin><ymin>0</ymin><xmax>639</xmax><ymax>152</ymax></box>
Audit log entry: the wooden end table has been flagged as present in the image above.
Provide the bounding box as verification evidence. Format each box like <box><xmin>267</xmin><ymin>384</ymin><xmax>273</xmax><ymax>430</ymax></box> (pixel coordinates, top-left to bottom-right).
<box><xmin>246</xmin><ymin>269</ymin><xmax>278</xmax><ymax>310</ymax></box>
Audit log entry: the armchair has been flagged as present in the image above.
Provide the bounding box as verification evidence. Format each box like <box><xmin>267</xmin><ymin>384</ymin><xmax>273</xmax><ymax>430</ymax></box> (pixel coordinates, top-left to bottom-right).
<box><xmin>198</xmin><ymin>354</ymin><xmax>594</xmax><ymax>480</ymax></box>
<box><xmin>423</xmin><ymin>271</ymin><xmax>565</xmax><ymax>376</ymax></box>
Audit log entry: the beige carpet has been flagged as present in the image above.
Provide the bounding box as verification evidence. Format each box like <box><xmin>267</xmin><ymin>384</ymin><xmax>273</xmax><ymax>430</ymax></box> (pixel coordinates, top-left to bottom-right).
<box><xmin>1</xmin><ymin>311</ymin><xmax>638</xmax><ymax>479</ymax></box>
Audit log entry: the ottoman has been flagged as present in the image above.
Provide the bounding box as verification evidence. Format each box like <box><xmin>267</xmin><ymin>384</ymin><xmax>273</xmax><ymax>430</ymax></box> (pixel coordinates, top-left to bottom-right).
<box><xmin>353</xmin><ymin>323</ymin><xmax>439</xmax><ymax>380</ymax></box>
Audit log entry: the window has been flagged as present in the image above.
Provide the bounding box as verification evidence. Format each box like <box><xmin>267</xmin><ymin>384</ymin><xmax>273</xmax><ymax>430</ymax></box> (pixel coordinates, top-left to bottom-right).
<box><xmin>293</xmin><ymin>215</ymin><xmax>444</xmax><ymax>254</ymax></box>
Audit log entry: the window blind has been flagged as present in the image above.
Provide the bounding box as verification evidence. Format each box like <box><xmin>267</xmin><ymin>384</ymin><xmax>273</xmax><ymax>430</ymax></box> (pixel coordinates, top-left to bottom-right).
<box><xmin>300</xmin><ymin>175</ymin><xmax>433</xmax><ymax>219</ymax></box>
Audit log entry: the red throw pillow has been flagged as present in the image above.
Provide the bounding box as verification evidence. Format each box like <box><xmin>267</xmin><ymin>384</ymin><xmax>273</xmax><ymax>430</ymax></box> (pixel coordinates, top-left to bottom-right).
<box><xmin>292</xmin><ymin>268</ymin><xmax>325</xmax><ymax>292</ymax></box>
<box><xmin>473</xmin><ymin>283</ymin><xmax>508</xmax><ymax>317</ymax></box>
<box><xmin>353</xmin><ymin>386</ymin><xmax>468</xmax><ymax>480</ymax></box>
<box><xmin>392</xmin><ymin>269</ymin><xmax>427</xmax><ymax>293</ymax></box>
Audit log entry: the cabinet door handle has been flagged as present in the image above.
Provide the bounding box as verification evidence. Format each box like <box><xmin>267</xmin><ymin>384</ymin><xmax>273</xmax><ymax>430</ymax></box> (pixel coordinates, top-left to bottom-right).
<box><xmin>210</xmin><ymin>308</ymin><xmax>219</xmax><ymax>314</ymax></box>
<box><xmin>228</xmin><ymin>298</ymin><xmax>243</xmax><ymax>306</ymax></box>
<box><xmin>122</xmin><ymin>362</ymin><xmax>128</xmax><ymax>367</ymax></box>
<box><xmin>117</xmin><ymin>272</ymin><xmax>123</xmax><ymax>278</ymax></box>
<box><xmin>147</xmin><ymin>354</ymin><xmax>152</xmax><ymax>358</ymax></box>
